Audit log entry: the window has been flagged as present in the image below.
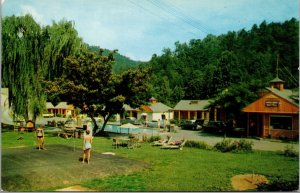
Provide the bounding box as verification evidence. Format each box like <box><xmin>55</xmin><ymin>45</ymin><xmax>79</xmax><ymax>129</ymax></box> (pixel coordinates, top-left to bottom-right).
<box><xmin>270</xmin><ymin>116</ymin><xmax>292</xmax><ymax>130</ymax></box>
<box><xmin>265</xmin><ymin>101</ymin><xmax>279</xmax><ymax>107</ymax></box>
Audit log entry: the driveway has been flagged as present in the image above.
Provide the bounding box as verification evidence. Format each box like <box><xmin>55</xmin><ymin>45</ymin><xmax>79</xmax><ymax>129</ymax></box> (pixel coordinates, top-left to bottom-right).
<box><xmin>158</xmin><ymin>128</ymin><xmax>299</xmax><ymax>152</ymax></box>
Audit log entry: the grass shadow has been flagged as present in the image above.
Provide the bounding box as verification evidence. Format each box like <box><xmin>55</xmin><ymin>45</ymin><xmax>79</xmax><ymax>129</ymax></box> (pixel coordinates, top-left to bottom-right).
<box><xmin>2</xmin><ymin>144</ymin><xmax>149</xmax><ymax>191</ymax></box>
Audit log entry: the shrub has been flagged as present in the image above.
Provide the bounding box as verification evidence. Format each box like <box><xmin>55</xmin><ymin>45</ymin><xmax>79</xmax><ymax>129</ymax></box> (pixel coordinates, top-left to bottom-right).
<box><xmin>257</xmin><ymin>175</ymin><xmax>299</xmax><ymax>191</ymax></box>
<box><xmin>169</xmin><ymin>119</ymin><xmax>175</xmax><ymax>124</ymax></box>
<box><xmin>279</xmin><ymin>135</ymin><xmax>289</xmax><ymax>141</ymax></box>
<box><xmin>231</xmin><ymin>139</ymin><xmax>253</xmax><ymax>152</ymax></box>
<box><xmin>214</xmin><ymin>138</ymin><xmax>232</xmax><ymax>152</ymax></box>
<box><xmin>283</xmin><ymin>145</ymin><xmax>298</xmax><ymax>157</ymax></box>
<box><xmin>147</xmin><ymin>135</ymin><xmax>161</xmax><ymax>143</ymax></box>
<box><xmin>214</xmin><ymin>138</ymin><xmax>253</xmax><ymax>153</ymax></box>
<box><xmin>185</xmin><ymin>140</ymin><xmax>211</xmax><ymax>150</ymax></box>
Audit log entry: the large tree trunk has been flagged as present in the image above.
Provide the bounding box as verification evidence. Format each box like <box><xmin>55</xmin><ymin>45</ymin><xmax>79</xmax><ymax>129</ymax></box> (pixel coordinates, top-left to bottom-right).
<box><xmin>89</xmin><ymin>115</ymin><xmax>98</xmax><ymax>135</ymax></box>
<box><xmin>92</xmin><ymin>114</ymin><xmax>112</xmax><ymax>137</ymax></box>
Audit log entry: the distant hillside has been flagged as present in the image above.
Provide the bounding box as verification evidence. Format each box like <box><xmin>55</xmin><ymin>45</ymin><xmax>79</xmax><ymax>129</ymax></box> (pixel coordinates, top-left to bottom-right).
<box><xmin>145</xmin><ymin>18</ymin><xmax>299</xmax><ymax>107</ymax></box>
<box><xmin>88</xmin><ymin>45</ymin><xmax>142</xmax><ymax>73</ymax></box>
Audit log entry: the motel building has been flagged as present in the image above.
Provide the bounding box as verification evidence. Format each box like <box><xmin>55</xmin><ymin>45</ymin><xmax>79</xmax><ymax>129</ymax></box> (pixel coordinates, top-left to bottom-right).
<box><xmin>243</xmin><ymin>77</ymin><xmax>299</xmax><ymax>140</ymax></box>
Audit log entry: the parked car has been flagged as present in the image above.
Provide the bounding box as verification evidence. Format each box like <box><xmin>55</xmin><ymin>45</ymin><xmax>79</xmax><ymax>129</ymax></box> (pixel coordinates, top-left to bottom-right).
<box><xmin>181</xmin><ymin>119</ymin><xmax>204</xmax><ymax>130</ymax></box>
<box><xmin>202</xmin><ymin>121</ymin><xmax>228</xmax><ymax>134</ymax></box>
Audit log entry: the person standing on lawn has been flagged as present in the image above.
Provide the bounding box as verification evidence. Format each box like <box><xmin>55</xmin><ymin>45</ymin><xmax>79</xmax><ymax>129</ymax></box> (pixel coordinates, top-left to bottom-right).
<box><xmin>36</xmin><ymin>125</ymin><xmax>45</xmax><ymax>150</ymax></box>
<box><xmin>82</xmin><ymin>129</ymin><xmax>93</xmax><ymax>164</ymax></box>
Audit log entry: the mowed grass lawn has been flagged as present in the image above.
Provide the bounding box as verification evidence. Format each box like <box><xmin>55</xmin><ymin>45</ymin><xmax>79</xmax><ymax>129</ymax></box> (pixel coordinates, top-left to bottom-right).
<box><xmin>2</xmin><ymin>131</ymin><xmax>299</xmax><ymax>191</ymax></box>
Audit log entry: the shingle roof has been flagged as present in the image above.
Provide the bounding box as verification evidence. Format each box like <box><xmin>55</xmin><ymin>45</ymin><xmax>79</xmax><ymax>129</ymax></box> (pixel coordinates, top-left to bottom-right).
<box><xmin>141</xmin><ymin>105</ymin><xmax>153</xmax><ymax>112</ymax></box>
<box><xmin>149</xmin><ymin>102</ymin><xmax>172</xmax><ymax>113</ymax></box>
<box><xmin>125</xmin><ymin>102</ymin><xmax>172</xmax><ymax>113</ymax></box>
<box><xmin>265</xmin><ymin>87</ymin><xmax>298</xmax><ymax>106</ymax></box>
<box><xmin>173</xmin><ymin>100</ymin><xmax>210</xmax><ymax>111</ymax></box>
<box><xmin>269</xmin><ymin>77</ymin><xmax>285</xmax><ymax>83</ymax></box>
<box><xmin>55</xmin><ymin>102</ymin><xmax>68</xmax><ymax>109</ymax></box>
<box><xmin>46</xmin><ymin>102</ymin><xmax>55</xmax><ymax>109</ymax></box>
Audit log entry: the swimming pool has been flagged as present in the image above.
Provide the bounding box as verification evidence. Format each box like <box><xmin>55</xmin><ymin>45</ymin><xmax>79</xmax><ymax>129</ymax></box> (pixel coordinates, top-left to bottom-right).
<box><xmin>103</xmin><ymin>125</ymin><xmax>159</xmax><ymax>135</ymax></box>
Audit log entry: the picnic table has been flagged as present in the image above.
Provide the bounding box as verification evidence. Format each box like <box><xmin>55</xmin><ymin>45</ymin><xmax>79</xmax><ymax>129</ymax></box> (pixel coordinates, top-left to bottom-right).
<box><xmin>58</xmin><ymin>127</ymin><xmax>75</xmax><ymax>139</ymax></box>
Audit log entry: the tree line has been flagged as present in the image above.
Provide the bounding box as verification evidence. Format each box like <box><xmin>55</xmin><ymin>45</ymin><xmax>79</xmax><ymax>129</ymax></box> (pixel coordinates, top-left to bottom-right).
<box><xmin>1</xmin><ymin>14</ymin><xmax>298</xmax><ymax>131</ymax></box>
<box><xmin>145</xmin><ymin>18</ymin><xmax>299</xmax><ymax>115</ymax></box>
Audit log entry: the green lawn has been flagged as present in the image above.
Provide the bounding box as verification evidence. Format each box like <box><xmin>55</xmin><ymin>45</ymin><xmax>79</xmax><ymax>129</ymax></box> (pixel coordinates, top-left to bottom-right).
<box><xmin>1</xmin><ymin>131</ymin><xmax>299</xmax><ymax>191</ymax></box>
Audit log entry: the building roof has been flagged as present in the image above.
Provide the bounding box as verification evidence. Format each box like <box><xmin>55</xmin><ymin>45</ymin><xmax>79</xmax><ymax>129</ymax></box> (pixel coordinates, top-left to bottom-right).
<box><xmin>140</xmin><ymin>102</ymin><xmax>172</xmax><ymax>113</ymax></box>
<box><xmin>243</xmin><ymin>87</ymin><xmax>299</xmax><ymax>113</ymax></box>
<box><xmin>123</xmin><ymin>104</ymin><xmax>140</xmax><ymax>111</ymax></box>
<box><xmin>46</xmin><ymin>102</ymin><xmax>55</xmax><ymax>109</ymax></box>
<box><xmin>173</xmin><ymin>100</ymin><xmax>210</xmax><ymax>111</ymax></box>
<box><xmin>265</xmin><ymin>87</ymin><xmax>298</xmax><ymax>106</ymax></box>
<box><xmin>55</xmin><ymin>102</ymin><xmax>69</xmax><ymax>109</ymax></box>
<box><xmin>149</xmin><ymin>102</ymin><xmax>172</xmax><ymax>113</ymax></box>
<box><xmin>269</xmin><ymin>77</ymin><xmax>285</xmax><ymax>83</ymax></box>
<box><xmin>141</xmin><ymin>105</ymin><xmax>153</xmax><ymax>112</ymax></box>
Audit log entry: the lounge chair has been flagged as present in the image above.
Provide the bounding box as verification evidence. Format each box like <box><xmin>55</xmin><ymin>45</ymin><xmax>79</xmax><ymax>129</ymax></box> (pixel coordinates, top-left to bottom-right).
<box><xmin>152</xmin><ymin>138</ymin><xmax>167</xmax><ymax>146</ymax></box>
<box><xmin>161</xmin><ymin>139</ymin><xmax>187</xmax><ymax>150</ymax></box>
<box><xmin>152</xmin><ymin>136</ymin><xmax>173</xmax><ymax>146</ymax></box>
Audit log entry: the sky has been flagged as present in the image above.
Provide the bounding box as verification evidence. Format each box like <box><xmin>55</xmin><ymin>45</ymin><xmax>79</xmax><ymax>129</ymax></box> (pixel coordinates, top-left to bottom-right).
<box><xmin>2</xmin><ymin>0</ymin><xmax>299</xmax><ymax>61</ymax></box>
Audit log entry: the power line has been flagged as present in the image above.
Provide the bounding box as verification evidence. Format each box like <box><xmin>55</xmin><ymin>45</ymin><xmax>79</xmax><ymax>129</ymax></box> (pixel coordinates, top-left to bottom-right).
<box><xmin>156</xmin><ymin>0</ymin><xmax>211</xmax><ymax>34</ymax></box>
<box><xmin>279</xmin><ymin>68</ymin><xmax>298</xmax><ymax>87</ymax></box>
<box><xmin>279</xmin><ymin>63</ymin><xmax>298</xmax><ymax>83</ymax></box>
<box><xmin>127</xmin><ymin>0</ymin><xmax>200</xmax><ymax>37</ymax></box>
<box><xmin>147</xmin><ymin>0</ymin><xmax>210</xmax><ymax>35</ymax></box>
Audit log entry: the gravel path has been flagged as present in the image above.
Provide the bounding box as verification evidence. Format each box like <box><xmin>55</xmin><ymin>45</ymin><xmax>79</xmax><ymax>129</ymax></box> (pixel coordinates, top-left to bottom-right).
<box><xmin>157</xmin><ymin>128</ymin><xmax>299</xmax><ymax>152</ymax></box>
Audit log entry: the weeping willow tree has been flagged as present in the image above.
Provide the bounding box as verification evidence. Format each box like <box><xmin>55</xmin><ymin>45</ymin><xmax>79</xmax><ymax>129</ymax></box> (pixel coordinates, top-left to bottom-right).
<box><xmin>2</xmin><ymin>14</ymin><xmax>85</xmax><ymax>122</ymax></box>
<box><xmin>2</xmin><ymin>14</ymin><xmax>47</xmax><ymax>122</ymax></box>
<box><xmin>43</xmin><ymin>20</ymin><xmax>84</xmax><ymax>80</ymax></box>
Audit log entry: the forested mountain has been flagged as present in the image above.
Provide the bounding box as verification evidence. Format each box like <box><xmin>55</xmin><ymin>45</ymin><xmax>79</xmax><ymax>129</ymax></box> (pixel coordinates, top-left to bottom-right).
<box><xmin>145</xmin><ymin>18</ymin><xmax>299</xmax><ymax>108</ymax></box>
<box><xmin>88</xmin><ymin>45</ymin><xmax>142</xmax><ymax>73</ymax></box>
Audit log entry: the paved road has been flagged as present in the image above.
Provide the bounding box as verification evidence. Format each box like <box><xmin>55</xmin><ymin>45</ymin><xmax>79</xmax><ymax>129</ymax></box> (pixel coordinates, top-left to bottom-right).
<box><xmin>158</xmin><ymin>128</ymin><xmax>299</xmax><ymax>152</ymax></box>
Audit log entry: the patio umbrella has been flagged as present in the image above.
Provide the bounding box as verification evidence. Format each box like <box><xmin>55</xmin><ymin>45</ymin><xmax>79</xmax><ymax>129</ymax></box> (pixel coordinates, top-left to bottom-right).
<box><xmin>120</xmin><ymin>123</ymin><xmax>139</xmax><ymax>134</ymax></box>
<box><xmin>120</xmin><ymin>123</ymin><xmax>138</xmax><ymax>128</ymax></box>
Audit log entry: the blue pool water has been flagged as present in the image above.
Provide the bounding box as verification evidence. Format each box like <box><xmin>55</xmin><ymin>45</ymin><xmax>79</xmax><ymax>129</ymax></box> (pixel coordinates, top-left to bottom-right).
<box><xmin>103</xmin><ymin>125</ymin><xmax>159</xmax><ymax>135</ymax></box>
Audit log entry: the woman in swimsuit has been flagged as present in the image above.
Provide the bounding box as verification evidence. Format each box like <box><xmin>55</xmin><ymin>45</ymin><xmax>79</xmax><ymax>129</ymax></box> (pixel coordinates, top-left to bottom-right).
<box><xmin>82</xmin><ymin>129</ymin><xmax>93</xmax><ymax>164</ymax></box>
<box><xmin>36</xmin><ymin>125</ymin><xmax>45</xmax><ymax>150</ymax></box>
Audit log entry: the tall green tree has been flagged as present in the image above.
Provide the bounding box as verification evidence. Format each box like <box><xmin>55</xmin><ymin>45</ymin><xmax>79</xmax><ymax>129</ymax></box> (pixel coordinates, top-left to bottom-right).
<box><xmin>43</xmin><ymin>20</ymin><xmax>84</xmax><ymax>80</ymax></box>
<box><xmin>208</xmin><ymin>81</ymin><xmax>262</xmax><ymax>123</ymax></box>
<box><xmin>2</xmin><ymin>14</ymin><xmax>46</xmax><ymax>121</ymax></box>
<box><xmin>45</xmin><ymin>49</ymin><xmax>150</xmax><ymax>135</ymax></box>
